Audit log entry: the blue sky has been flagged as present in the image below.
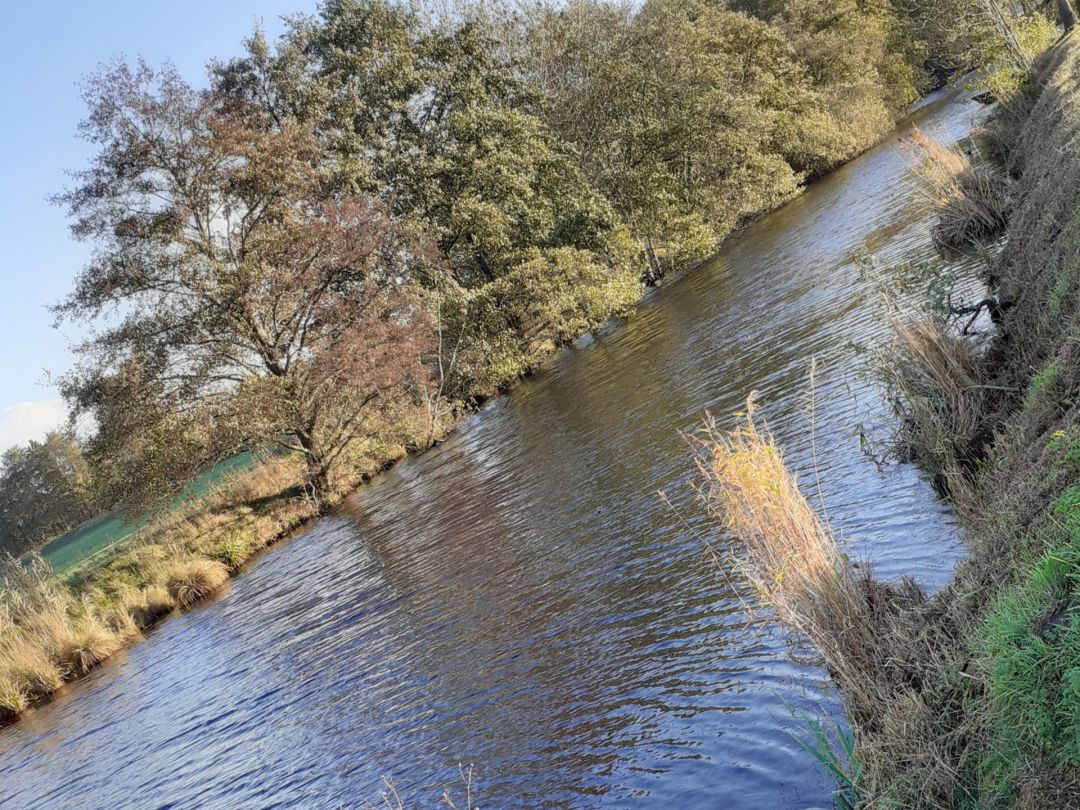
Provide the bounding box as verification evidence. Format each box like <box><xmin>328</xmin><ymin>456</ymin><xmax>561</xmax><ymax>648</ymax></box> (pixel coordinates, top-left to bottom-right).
<box><xmin>0</xmin><ymin>1</ymin><xmax>318</xmax><ymax>452</ymax></box>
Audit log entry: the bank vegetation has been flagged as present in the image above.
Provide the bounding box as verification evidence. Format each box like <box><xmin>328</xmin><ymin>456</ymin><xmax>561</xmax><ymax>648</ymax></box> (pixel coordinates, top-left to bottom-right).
<box><xmin>704</xmin><ymin>27</ymin><xmax>1080</xmax><ymax>809</ymax></box>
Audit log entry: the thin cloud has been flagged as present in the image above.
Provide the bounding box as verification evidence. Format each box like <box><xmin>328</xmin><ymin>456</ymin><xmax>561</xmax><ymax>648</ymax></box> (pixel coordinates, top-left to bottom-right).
<box><xmin>0</xmin><ymin>398</ymin><xmax>67</xmax><ymax>454</ymax></box>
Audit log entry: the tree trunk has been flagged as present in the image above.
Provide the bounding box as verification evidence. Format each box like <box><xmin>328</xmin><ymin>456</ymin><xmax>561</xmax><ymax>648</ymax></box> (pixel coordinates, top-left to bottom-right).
<box><xmin>643</xmin><ymin>237</ymin><xmax>663</xmax><ymax>286</ymax></box>
<box><xmin>1058</xmin><ymin>0</ymin><xmax>1077</xmax><ymax>31</ymax></box>
<box><xmin>297</xmin><ymin>430</ymin><xmax>330</xmax><ymax>507</ymax></box>
<box><xmin>475</xmin><ymin>248</ymin><xmax>496</xmax><ymax>283</ymax></box>
<box><xmin>982</xmin><ymin>0</ymin><xmax>1028</xmax><ymax>68</ymax></box>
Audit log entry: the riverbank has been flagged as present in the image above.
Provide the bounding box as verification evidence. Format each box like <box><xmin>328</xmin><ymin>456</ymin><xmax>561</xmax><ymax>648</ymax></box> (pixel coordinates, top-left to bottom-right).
<box><xmin>708</xmin><ymin>31</ymin><xmax>1080</xmax><ymax>808</ymax></box>
<box><xmin>895</xmin><ymin>33</ymin><xmax>1080</xmax><ymax>806</ymax></box>
<box><xmin>0</xmin><ymin>419</ymin><xmax>433</xmax><ymax>723</ymax></box>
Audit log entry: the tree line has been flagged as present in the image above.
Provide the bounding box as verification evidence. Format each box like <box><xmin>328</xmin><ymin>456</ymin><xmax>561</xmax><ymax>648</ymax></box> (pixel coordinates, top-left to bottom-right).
<box><xmin>0</xmin><ymin>432</ymin><xmax>99</xmax><ymax>555</ymax></box>
<box><xmin>2</xmin><ymin>0</ymin><xmax>1070</xmax><ymax>555</ymax></box>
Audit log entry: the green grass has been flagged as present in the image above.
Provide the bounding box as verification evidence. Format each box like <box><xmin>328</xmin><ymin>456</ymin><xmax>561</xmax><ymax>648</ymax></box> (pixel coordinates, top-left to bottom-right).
<box><xmin>975</xmin><ymin>484</ymin><xmax>1080</xmax><ymax>805</ymax></box>
<box><xmin>793</xmin><ymin>714</ymin><xmax>863</xmax><ymax>810</ymax></box>
<box><xmin>1029</xmin><ymin>361</ymin><xmax>1062</xmax><ymax>396</ymax></box>
<box><xmin>1047</xmin><ymin>430</ymin><xmax>1080</xmax><ymax>475</ymax></box>
<box><xmin>37</xmin><ymin>450</ymin><xmax>260</xmax><ymax>574</ymax></box>
<box><xmin>1047</xmin><ymin>272</ymin><xmax>1070</xmax><ymax>315</ymax></box>
<box><xmin>38</xmin><ymin>513</ymin><xmax>138</xmax><ymax>574</ymax></box>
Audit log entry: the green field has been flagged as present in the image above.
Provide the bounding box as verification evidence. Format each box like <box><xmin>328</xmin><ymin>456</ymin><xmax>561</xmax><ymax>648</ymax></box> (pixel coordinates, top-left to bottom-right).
<box><xmin>38</xmin><ymin>450</ymin><xmax>261</xmax><ymax>573</ymax></box>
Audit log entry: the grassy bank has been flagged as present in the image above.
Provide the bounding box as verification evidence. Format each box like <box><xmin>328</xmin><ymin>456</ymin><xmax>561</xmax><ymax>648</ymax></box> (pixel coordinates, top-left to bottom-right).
<box><xmin>36</xmin><ymin>450</ymin><xmax>263</xmax><ymax>574</ymax></box>
<box><xmin>706</xmin><ymin>31</ymin><xmax>1080</xmax><ymax>809</ymax></box>
<box><xmin>0</xmin><ymin>402</ymin><xmax>447</xmax><ymax>724</ymax></box>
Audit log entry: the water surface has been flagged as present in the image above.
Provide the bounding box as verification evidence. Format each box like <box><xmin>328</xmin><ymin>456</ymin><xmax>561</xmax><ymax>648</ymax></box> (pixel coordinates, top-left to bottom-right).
<box><xmin>0</xmin><ymin>87</ymin><xmax>987</xmax><ymax>808</ymax></box>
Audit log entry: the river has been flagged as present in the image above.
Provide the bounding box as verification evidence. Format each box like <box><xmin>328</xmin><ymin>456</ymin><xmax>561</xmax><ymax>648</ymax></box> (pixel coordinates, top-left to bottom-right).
<box><xmin>0</xmin><ymin>86</ymin><xmax>987</xmax><ymax>809</ymax></box>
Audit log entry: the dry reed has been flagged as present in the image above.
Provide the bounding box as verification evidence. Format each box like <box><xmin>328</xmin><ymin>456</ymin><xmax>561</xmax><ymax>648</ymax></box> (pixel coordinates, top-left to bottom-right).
<box><xmin>878</xmin><ymin>316</ymin><xmax>984</xmax><ymax>486</ymax></box>
<box><xmin>697</xmin><ymin>400</ymin><xmax>890</xmax><ymax>722</ymax></box>
<box><xmin>902</xmin><ymin>126</ymin><xmax>1010</xmax><ymax>254</ymax></box>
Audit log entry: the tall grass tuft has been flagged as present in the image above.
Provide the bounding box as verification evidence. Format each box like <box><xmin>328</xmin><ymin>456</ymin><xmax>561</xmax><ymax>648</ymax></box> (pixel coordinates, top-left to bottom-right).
<box><xmin>0</xmin><ymin>558</ymin><xmax>122</xmax><ymax>717</ymax></box>
<box><xmin>166</xmin><ymin>559</ymin><xmax>230</xmax><ymax>609</ymax></box>
<box><xmin>697</xmin><ymin>400</ymin><xmax>893</xmax><ymax>724</ymax></box>
<box><xmin>878</xmin><ymin>317</ymin><xmax>984</xmax><ymax>488</ymax></box>
<box><xmin>0</xmin><ymin>635</ymin><xmax>62</xmax><ymax>719</ymax></box>
<box><xmin>903</xmin><ymin>126</ymin><xmax>1010</xmax><ymax>254</ymax></box>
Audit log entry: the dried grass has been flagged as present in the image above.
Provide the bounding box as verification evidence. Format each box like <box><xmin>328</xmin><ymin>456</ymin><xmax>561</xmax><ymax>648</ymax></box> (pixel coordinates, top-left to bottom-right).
<box><xmin>0</xmin><ymin>560</ymin><xmax>120</xmax><ymax>716</ymax></box>
<box><xmin>0</xmin><ymin>455</ymin><xmax>312</xmax><ymax>724</ymax></box>
<box><xmin>203</xmin><ymin>455</ymin><xmax>302</xmax><ymax>513</ymax></box>
<box><xmin>903</xmin><ymin>126</ymin><xmax>1010</xmax><ymax>254</ymax></box>
<box><xmin>0</xmin><ymin>427</ymin><xmax>423</xmax><ymax>726</ymax></box>
<box><xmin>56</xmin><ymin>614</ymin><xmax>127</xmax><ymax>677</ymax></box>
<box><xmin>696</xmin><ymin>400</ymin><xmax>898</xmax><ymax>724</ymax></box>
<box><xmin>166</xmin><ymin>559</ymin><xmax>230</xmax><ymax>609</ymax></box>
<box><xmin>694</xmin><ymin>398</ymin><xmax>996</xmax><ymax>806</ymax></box>
<box><xmin>0</xmin><ymin>636</ymin><xmax>62</xmax><ymax>717</ymax></box>
<box><xmin>878</xmin><ymin>316</ymin><xmax>984</xmax><ymax>487</ymax></box>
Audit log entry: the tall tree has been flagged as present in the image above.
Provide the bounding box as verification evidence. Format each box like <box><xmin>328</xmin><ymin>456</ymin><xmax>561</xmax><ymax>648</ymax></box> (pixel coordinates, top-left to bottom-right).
<box><xmin>214</xmin><ymin>0</ymin><xmax>642</xmax><ymax>399</ymax></box>
<box><xmin>214</xmin><ymin>0</ymin><xmax>636</xmax><ymax>289</ymax></box>
<box><xmin>762</xmin><ymin>0</ymin><xmax>923</xmax><ymax>151</ymax></box>
<box><xmin>890</xmin><ymin>0</ymin><xmax>1056</xmax><ymax>79</ymax></box>
<box><xmin>55</xmin><ymin>62</ymin><xmax>436</xmax><ymax>505</ymax></box>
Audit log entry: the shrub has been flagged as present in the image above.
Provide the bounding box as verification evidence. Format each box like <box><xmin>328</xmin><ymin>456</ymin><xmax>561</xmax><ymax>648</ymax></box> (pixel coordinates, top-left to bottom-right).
<box><xmin>438</xmin><ymin>248</ymin><xmax>641</xmax><ymax>399</ymax></box>
<box><xmin>983</xmin><ymin>13</ymin><xmax>1059</xmax><ymax>107</ymax></box>
<box><xmin>166</xmin><ymin>559</ymin><xmax>230</xmax><ymax>609</ymax></box>
<box><xmin>879</xmin><ymin>317</ymin><xmax>983</xmax><ymax>487</ymax></box>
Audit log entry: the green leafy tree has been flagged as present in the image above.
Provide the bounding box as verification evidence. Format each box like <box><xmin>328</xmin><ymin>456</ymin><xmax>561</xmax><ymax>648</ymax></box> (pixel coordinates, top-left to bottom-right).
<box><xmin>215</xmin><ymin>0</ymin><xmax>635</xmax><ymax>286</ymax></box>
<box><xmin>0</xmin><ymin>432</ymin><xmax>98</xmax><ymax>555</ymax></box>
<box><xmin>519</xmin><ymin>0</ymin><xmax>834</xmax><ymax>280</ymax></box>
<box><xmin>760</xmin><ymin>0</ymin><xmax>923</xmax><ymax>154</ymax></box>
<box><xmin>888</xmin><ymin>0</ymin><xmax>1061</xmax><ymax>84</ymax></box>
<box><xmin>215</xmin><ymin>0</ymin><xmax>641</xmax><ymax>399</ymax></box>
<box><xmin>55</xmin><ymin>61</ymin><xmax>436</xmax><ymax>505</ymax></box>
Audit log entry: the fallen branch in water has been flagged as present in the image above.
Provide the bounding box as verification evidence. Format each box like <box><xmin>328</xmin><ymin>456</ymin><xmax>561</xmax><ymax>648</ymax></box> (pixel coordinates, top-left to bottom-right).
<box><xmin>947</xmin><ymin>295</ymin><xmax>1013</xmax><ymax>334</ymax></box>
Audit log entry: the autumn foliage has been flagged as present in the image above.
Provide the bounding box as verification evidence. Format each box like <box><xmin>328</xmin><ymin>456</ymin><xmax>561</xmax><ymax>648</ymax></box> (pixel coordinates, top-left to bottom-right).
<box><xmin>54</xmin><ymin>62</ymin><xmax>436</xmax><ymax>503</ymax></box>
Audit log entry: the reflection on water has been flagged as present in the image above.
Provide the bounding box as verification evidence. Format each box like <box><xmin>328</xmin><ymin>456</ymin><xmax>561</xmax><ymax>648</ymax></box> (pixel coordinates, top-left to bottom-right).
<box><xmin>0</xmin><ymin>87</ymin><xmax>987</xmax><ymax>809</ymax></box>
